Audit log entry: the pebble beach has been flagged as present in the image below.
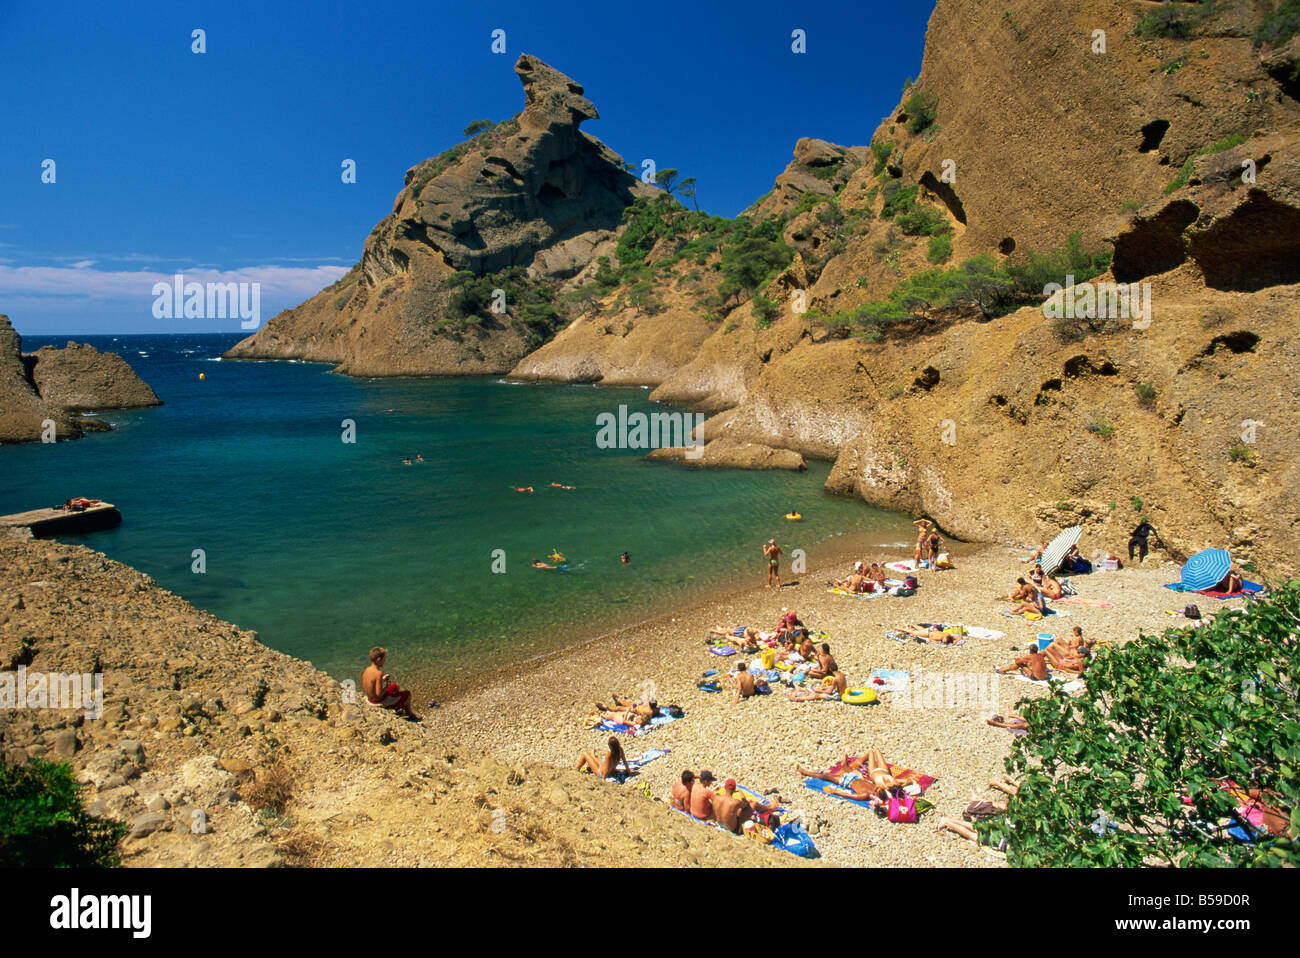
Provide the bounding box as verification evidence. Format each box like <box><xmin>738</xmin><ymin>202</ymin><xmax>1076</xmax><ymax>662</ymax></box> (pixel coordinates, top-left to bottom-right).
<box><xmin>425</xmin><ymin>538</ymin><xmax>1244</xmax><ymax>867</ymax></box>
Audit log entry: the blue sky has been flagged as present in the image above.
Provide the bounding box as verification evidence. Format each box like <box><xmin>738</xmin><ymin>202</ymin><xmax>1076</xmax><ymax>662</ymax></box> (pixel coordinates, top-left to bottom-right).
<box><xmin>0</xmin><ymin>0</ymin><xmax>935</xmax><ymax>334</ymax></box>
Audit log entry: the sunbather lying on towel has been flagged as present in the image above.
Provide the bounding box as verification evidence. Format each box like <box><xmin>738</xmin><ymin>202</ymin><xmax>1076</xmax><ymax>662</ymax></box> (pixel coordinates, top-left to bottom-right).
<box><xmin>985</xmin><ymin>712</ymin><xmax>1029</xmax><ymax>731</ymax></box>
<box><xmin>907</xmin><ymin>623</ymin><xmax>963</xmax><ymax>644</ymax></box>
<box><xmin>785</xmin><ymin>671</ymin><xmax>847</xmax><ymax>701</ymax></box>
<box><xmin>584</xmin><ymin>694</ymin><xmax>659</xmax><ymax>728</ymax></box>
<box><xmin>575</xmin><ymin>737</ymin><xmax>632</xmax><ymax>781</ymax></box>
<box><xmin>707</xmin><ymin>625</ymin><xmax>764</xmax><ymax>652</ymax></box>
<box><xmin>798</xmin><ymin>749</ymin><xmax>909</xmax><ymax>801</ymax></box>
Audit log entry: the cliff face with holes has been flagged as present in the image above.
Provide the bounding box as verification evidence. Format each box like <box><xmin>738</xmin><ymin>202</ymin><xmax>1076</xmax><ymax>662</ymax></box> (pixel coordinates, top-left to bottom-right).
<box><xmin>521</xmin><ymin>0</ymin><xmax>1300</xmax><ymax>573</ymax></box>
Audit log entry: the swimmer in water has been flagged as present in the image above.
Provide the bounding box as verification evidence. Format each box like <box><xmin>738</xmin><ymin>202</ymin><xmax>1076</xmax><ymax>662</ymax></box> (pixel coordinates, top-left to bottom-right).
<box><xmin>532</xmin><ymin>558</ymin><xmax>557</xmax><ymax>569</ymax></box>
<box><xmin>514</xmin><ymin>486</ymin><xmax>534</xmax><ymax>494</ymax></box>
<box><xmin>415</xmin><ymin>454</ymin><xmax>424</xmax><ymax>463</ymax></box>
<box><xmin>621</xmin><ymin>551</ymin><xmax>631</xmax><ymax>565</ymax></box>
<box><xmin>550</xmin><ymin>482</ymin><xmax>575</xmax><ymax>490</ymax></box>
<box><xmin>402</xmin><ymin>458</ymin><xmax>412</xmax><ymax>466</ymax></box>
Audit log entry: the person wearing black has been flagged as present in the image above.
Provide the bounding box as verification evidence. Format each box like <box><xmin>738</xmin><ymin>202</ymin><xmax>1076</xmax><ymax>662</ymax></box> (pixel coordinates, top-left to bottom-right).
<box><xmin>1129</xmin><ymin>519</ymin><xmax>1158</xmax><ymax>563</ymax></box>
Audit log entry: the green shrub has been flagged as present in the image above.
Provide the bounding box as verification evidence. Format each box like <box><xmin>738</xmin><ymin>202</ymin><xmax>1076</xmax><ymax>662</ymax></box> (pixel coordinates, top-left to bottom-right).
<box><xmin>927</xmin><ymin>233</ymin><xmax>953</xmax><ymax>264</ymax></box>
<box><xmin>1229</xmin><ymin>443</ymin><xmax>1253</xmax><ymax>462</ymax></box>
<box><xmin>871</xmin><ymin>140</ymin><xmax>895</xmax><ymax>175</ymax></box>
<box><xmin>1</xmin><ymin>759</ymin><xmax>126</xmax><ymax>867</ymax></box>
<box><xmin>1136</xmin><ymin>4</ymin><xmax>1196</xmax><ymax>39</ymax></box>
<box><xmin>1087</xmin><ymin>421</ymin><xmax>1116</xmax><ymax>439</ymax></box>
<box><xmin>904</xmin><ymin>88</ymin><xmax>939</xmax><ymax>135</ymax></box>
<box><xmin>752</xmin><ymin>294</ymin><xmax>780</xmax><ymax>329</ymax></box>
<box><xmin>332</xmin><ymin>293</ymin><xmax>349</xmax><ymax>311</ymax></box>
<box><xmin>886</xmin><ymin>385</ymin><xmax>904</xmax><ymax>400</ymax></box>
<box><xmin>462</xmin><ymin>119</ymin><xmax>495</xmax><ymax>138</ymax></box>
<box><xmin>999</xmin><ymin>581</ymin><xmax>1300</xmax><ymax>866</ymax></box>
<box><xmin>1056</xmin><ymin>500</ymin><xmax>1071</xmax><ymax>512</ymax></box>
<box><xmin>1254</xmin><ymin>0</ymin><xmax>1300</xmax><ymax>46</ymax></box>
<box><xmin>1135</xmin><ymin>382</ymin><xmax>1157</xmax><ymax>406</ymax></box>
<box><xmin>1165</xmin><ymin>133</ymin><xmax>1247</xmax><ymax>194</ymax></box>
<box><xmin>1132</xmin><ymin>496</ymin><xmax>1144</xmax><ymax>511</ymax></box>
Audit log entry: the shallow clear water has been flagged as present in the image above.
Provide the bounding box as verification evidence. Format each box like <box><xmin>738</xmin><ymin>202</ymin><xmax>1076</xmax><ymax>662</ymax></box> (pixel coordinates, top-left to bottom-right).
<box><xmin>1</xmin><ymin>334</ymin><xmax>915</xmax><ymax>685</ymax></box>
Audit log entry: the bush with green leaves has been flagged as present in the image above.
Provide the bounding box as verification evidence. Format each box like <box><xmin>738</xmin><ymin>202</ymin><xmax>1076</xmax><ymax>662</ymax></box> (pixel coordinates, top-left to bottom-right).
<box><xmin>752</xmin><ymin>294</ymin><xmax>780</xmax><ymax>329</ymax></box>
<box><xmin>999</xmin><ymin>581</ymin><xmax>1300</xmax><ymax>866</ymax></box>
<box><xmin>1</xmin><ymin>759</ymin><xmax>126</xmax><ymax>867</ymax></box>
<box><xmin>904</xmin><ymin>88</ymin><xmax>939</xmax><ymax>134</ymax></box>
<box><xmin>1165</xmin><ymin>133</ymin><xmax>1247</xmax><ymax>194</ymax></box>
<box><xmin>927</xmin><ymin>233</ymin><xmax>954</xmax><ymax>264</ymax></box>
<box><xmin>1254</xmin><ymin>0</ymin><xmax>1300</xmax><ymax>46</ymax></box>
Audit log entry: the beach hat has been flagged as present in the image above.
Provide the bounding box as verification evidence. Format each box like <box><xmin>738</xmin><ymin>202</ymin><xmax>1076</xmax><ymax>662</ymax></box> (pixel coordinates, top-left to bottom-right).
<box><xmin>725</xmin><ymin>778</ymin><xmax>737</xmax><ymax>790</ymax></box>
<box><xmin>699</xmin><ymin>770</ymin><xmax>715</xmax><ymax>782</ymax></box>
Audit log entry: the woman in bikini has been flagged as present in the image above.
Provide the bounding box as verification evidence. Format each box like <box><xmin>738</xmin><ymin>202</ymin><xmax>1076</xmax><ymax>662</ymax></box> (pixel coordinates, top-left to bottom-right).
<box><xmin>575</xmin><ymin>737</ymin><xmax>632</xmax><ymax>781</ymax></box>
<box><xmin>913</xmin><ymin>519</ymin><xmax>932</xmax><ymax>565</ymax></box>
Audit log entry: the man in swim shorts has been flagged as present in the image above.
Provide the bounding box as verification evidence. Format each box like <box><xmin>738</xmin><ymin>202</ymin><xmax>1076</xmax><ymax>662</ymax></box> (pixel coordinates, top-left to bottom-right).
<box><xmin>997</xmin><ymin>647</ymin><xmax>1050</xmax><ymax>681</ymax></box>
<box><xmin>671</xmin><ymin>770</ymin><xmax>695</xmax><ymax>811</ymax></box>
<box><xmin>690</xmin><ymin>770</ymin><xmax>717</xmax><ymax>820</ymax></box>
<box><xmin>361</xmin><ymin>646</ymin><xmax>420</xmax><ymax>720</ymax></box>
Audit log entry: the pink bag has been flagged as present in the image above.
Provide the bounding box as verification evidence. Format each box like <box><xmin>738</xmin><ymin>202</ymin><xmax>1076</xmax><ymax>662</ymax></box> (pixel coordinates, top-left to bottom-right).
<box><xmin>888</xmin><ymin>791</ymin><xmax>917</xmax><ymax>823</ymax></box>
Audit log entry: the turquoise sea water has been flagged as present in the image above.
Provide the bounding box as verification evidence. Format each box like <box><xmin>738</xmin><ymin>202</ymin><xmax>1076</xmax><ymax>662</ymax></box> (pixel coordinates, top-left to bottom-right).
<box><xmin>1</xmin><ymin>334</ymin><xmax>915</xmax><ymax>687</ymax></box>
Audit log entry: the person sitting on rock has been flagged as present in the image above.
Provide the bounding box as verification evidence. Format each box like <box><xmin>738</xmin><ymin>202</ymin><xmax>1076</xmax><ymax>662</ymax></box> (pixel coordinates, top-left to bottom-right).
<box><xmin>361</xmin><ymin>646</ymin><xmax>420</xmax><ymax>720</ymax></box>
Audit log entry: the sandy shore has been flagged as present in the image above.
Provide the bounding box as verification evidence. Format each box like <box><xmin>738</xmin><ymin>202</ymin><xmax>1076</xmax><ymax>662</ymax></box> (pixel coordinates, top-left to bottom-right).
<box><xmin>419</xmin><ymin>539</ymin><xmax>1242</xmax><ymax>867</ymax></box>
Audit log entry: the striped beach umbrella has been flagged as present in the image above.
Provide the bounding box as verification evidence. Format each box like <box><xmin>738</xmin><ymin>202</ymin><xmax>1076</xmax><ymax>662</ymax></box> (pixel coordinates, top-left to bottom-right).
<box><xmin>1039</xmin><ymin>526</ymin><xmax>1082</xmax><ymax>576</ymax></box>
<box><xmin>1180</xmin><ymin>548</ymin><xmax>1232</xmax><ymax>592</ymax></box>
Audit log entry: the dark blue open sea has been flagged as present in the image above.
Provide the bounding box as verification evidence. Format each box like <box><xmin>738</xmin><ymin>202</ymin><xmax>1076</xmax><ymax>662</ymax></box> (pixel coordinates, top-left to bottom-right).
<box><xmin>1</xmin><ymin>333</ymin><xmax>914</xmax><ymax>688</ymax></box>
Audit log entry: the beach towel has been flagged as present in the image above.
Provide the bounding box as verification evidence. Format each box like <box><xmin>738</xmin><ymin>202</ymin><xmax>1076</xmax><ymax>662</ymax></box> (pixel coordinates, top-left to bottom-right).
<box><xmin>697</xmin><ymin>680</ymin><xmax>722</xmax><ymax>692</ymax></box>
<box><xmin>867</xmin><ymin>668</ymin><xmax>909</xmax><ymax>693</ymax></box>
<box><xmin>629</xmin><ymin>748</ymin><xmax>671</xmax><ymax>770</ymax></box>
<box><xmin>964</xmin><ymin>626</ymin><xmax>1007</xmax><ymax>640</ymax></box>
<box><xmin>884</xmin><ymin>560</ymin><xmax>919</xmax><ymax>573</ymax></box>
<box><xmin>1001</xmin><ymin>608</ymin><xmax>1071</xmax><ymax>619</ymax></box>
<box><xmin>709</xmin><ymin>645</ymin><xmax>737</xmax><ymax>656</ymax></box>
<box><xmin>595</xmin><ymin>712</ymin><xmax>682</xmax><ymax>737</ymax></box>
<box><xmin>1164</xmin><ymin>580</ymin><xmax>1263</xmax><ymax>599</ymax></box>
<box><xmin>826</xmin><ymin>586</ymin><xmax>879</xmax><ymax>599</ymax></box>
<box><xmin>1056</xmin><ymin>596</ymin><xmax>1114</xmax><ymax>608</ymax></box>
<box><xmin>1002</xmin><ymin>671</ymin><xmax>1085</xmax><ymax>693</ymax></box>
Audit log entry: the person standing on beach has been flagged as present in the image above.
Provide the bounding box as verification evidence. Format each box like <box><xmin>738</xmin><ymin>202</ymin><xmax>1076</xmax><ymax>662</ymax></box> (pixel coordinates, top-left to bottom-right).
<box><xmin>763</xmin><ymin>539</ymin><xmax>783</xmax><ymax>589</ymax></box>
<box><xmin>1129</xmin><ymin>518</ymin><xmax>1159</xmax><ymax>563</ymax></box>
<box><xmin>913</xmin><ymin>519</ymin><xmax>931</xmax><ymax>565</ymax></box>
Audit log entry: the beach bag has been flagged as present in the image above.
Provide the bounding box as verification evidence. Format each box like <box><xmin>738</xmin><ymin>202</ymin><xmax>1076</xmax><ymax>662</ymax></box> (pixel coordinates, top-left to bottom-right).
<box><xmin>904</xmin><ymin>575</ymin><xmax>918</xmax><ymax>589</ymax></box>
<box><xmin>888</xmin><ymin>792</ymin><xmax>918</xmax><ymax>823</ymax></box>
<box><xmin>773</xmin><ymin>821</ymin><xmax>817</xmax><ymax>858</ymax></box>
<box><xmin>1183</xmin><ymin>604</ymin><xmax>1201</xmax><ymax>620</ymax></box>
<box><xmin>760</xmin><ymin>648</ymin><xmax>776</xmax><ymax>670</ymax></box>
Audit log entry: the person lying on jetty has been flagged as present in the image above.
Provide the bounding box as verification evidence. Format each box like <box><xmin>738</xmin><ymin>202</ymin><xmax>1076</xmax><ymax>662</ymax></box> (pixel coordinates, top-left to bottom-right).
<box><xmin>361</xmin><ymin>646</ymin><xmax>420</xmax><ymax>720</ymax></box>
<box><xmin>996</xmin><ymin>646</ymin><xmax>1049</xmax><ymax>681</ymax></box>
<box><xmin>764</xmin><ymin>539</ymin><xmax>783</xmax><ymax>589</ymax></box>
<box><xmin>576</xmin><ymin>736</ymin><xmax>632</xmax><ymax>782</ymax></box>
<box><xmin>671</xmin><ymin>770</ymin><xmax>695</xmax><ymax>811</ymax></box>
<box><xmin>808</xmin><ymin>643</ymin><xmax>838</xmax><ymax>680</ymax></box>
<box><xmin>785</xmin><ymin>670</ymin><xmax>847</xmax><ymax>701</ymax></box>
<box><xmin>730</xmin><ymin>663</ymin><xmax>770</xmax><ymax>704</ymax></box>
<box><xmin>1006</xmin><ymin>578</ymin><xmax>1046</xmax><ymax>615</ymax></box>
<box><xmin>690</xmin><ymin>770</ymin><xmax>717</xmax><ymax>820</ymax></box>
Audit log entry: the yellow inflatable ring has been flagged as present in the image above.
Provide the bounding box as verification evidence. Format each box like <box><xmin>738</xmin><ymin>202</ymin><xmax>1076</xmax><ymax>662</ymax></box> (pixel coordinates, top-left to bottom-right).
<box><xmin>784</xmin><ymin>513</ymin><xmax>802</xmax><ymax>521</ymax></box>
<box><xmin>841</xmin><ymin>688</ymin><xmax>877</xmax><ymax>705</ymax></box>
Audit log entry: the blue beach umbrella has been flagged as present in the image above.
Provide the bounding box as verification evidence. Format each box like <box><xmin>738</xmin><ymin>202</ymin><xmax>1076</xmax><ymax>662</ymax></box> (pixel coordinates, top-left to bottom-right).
<box><xmin>1180</xmin><ymin>548</ymin><xmax>1231</xmax><ymax>591</ymax></box>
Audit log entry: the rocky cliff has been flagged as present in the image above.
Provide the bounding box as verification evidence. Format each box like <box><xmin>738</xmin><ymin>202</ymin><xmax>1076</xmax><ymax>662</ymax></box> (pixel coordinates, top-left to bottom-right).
<box><xmin>224</xmin><ymin>55</ymin><xmax>654</xmax><ymax>376</ymax></box>
<box><xmin>0</xmin><ymin>316</ymin><xmax>161</xmax><ymax>444</ymax></box>
<box><xmin>222</xmin><ymin>2</ymin><xmax>1300</xmax><ymax>573</ymax></box>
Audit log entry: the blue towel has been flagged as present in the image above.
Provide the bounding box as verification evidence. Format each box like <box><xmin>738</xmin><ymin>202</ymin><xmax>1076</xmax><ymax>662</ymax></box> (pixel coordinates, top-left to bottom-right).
<box><xmin>802</xmin><ymin>778</ymin><xmax>877</xmax><ymax>810</ymax></box>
